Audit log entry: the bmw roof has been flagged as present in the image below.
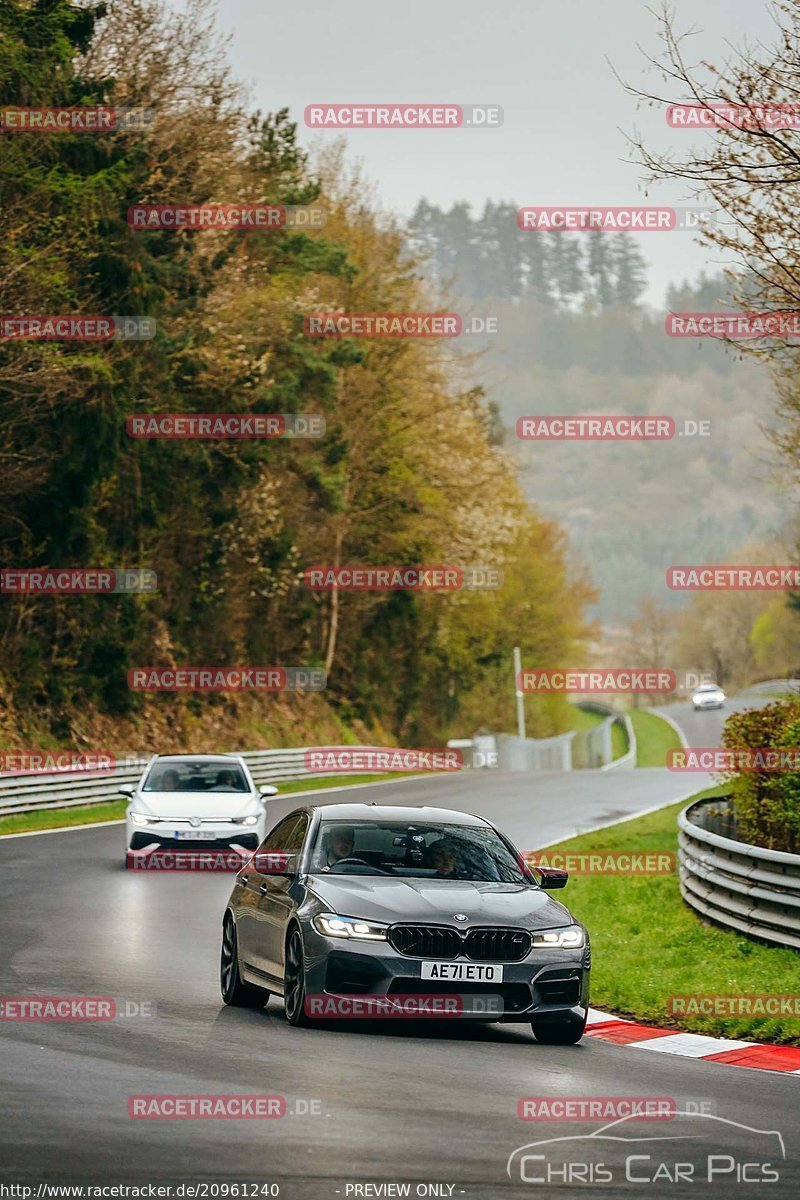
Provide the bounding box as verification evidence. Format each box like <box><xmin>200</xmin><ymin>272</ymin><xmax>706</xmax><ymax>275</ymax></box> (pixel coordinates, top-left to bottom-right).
<box><xmin>307</xmin><ymin>803</ymin><xmax>488</xmax><ymax>826</ymax></box>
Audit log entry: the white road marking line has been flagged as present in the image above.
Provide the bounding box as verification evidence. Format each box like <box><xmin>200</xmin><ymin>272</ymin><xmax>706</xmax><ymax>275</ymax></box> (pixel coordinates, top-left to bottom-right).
<box><xmin>628</xmin><ymin>1033</ymin><xmax>755</xmax><ymax>1056</ymax></box>
<box><xmin>586</xmin><ymin>1007</ymin><xmax>626</xmax><ymax>1025</ymax></box>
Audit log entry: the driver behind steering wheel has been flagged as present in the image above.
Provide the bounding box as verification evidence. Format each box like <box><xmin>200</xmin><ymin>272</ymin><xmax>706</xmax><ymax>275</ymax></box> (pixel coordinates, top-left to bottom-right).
<box><xmin>322</xmin><ymin>826</ymin><xmax>355</xmax><ymax>870</ymax></box>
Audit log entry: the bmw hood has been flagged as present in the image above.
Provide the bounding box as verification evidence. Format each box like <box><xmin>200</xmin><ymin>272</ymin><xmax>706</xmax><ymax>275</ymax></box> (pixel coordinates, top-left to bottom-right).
<box><xmin>306</xmin><ymin>875</ymin><xmax>573</xmax><ymax>930</ymax></box>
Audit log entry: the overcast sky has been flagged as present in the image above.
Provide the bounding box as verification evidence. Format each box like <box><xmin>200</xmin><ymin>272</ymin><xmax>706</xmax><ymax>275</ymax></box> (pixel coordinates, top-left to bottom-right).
<box><xmin>216</xmin><ymin>0</ymin><xmax>778</xmax><ymax>304</ymax></box>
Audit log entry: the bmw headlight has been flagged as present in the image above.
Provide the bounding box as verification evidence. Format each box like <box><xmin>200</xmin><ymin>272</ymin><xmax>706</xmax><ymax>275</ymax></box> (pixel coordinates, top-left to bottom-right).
<box><xmin>130</xmin><ymin>812</ymin><xmax>149</xmax><ymax>826</ymax></box>
<box><xmin>531</xmin><ymin>925</ymin><xmax>585</xmax><ymax>949</ymax></box>
<box><xmin>312</xmin><ymin>913</ymin><xmax>389</xmax><ymax>941</ymax></box>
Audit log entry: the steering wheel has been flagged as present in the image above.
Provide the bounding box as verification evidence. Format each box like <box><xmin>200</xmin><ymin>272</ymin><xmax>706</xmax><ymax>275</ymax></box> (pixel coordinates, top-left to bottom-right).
<box><xmin>331</xmin><ymin>855</ymin><xmax>392</xmax><ymax>875</ymax></box>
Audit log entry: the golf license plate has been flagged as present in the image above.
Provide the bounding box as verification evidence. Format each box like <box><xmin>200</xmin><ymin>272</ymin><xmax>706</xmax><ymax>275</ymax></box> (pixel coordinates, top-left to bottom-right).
<box><xmin>173</xmin><ymin>830</ymin><xmax>216</xmax><ymax>840</ymax></box>
<box><xmin>420</xmin><ymin>961</ymin><xmax>504</xmax><ymax>982</ymax></box>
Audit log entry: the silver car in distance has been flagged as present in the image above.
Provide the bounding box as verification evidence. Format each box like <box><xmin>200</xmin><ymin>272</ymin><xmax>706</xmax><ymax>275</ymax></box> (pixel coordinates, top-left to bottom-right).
<box><xmin>221</xmin><ymin>803</ymin><xmax>591</xmax><ymax>1043</ymax></box>
<box><xmin>691</xmin><ymin>683</ymin><xmax>726</xmax><ymax>710</ymax></box>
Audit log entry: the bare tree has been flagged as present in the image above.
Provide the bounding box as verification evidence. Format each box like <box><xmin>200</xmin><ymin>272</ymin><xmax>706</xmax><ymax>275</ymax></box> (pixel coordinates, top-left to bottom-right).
<box><xmin>621</xmin><ymin>1</ymin><xmax>800</xmax><ymax>474</ymax></box>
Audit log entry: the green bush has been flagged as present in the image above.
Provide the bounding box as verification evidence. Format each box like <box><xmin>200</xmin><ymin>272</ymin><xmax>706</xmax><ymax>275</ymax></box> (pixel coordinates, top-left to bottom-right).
<box><xmin>721</xmin><ymin>699</ymin><xmax>800</xmax><ymax>850</ymax></box>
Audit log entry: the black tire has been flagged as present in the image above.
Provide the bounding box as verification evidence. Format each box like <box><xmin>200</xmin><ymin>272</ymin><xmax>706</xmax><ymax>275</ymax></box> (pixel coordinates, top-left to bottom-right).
<box><xmin>284</xmin><ymin>928</ymin><xmax>312</xmax><ymax>1027</ymax></box>
<box><xmin>220</xmin><ymin>915</ymin><xmax>269</xmax><ymax>1008</ymax></box>
<box><xmin>531</xmin><ymin>1012</ymin><xmax>587</xmax><ymax>1045</ymax></box>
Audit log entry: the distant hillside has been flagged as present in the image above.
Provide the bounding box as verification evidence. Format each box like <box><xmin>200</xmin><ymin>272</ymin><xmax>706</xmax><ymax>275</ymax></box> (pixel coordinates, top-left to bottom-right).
<box><xmin>409</xmin><ymin>202</ymin><xmax>782</xmax><ymax>623</ymax></box>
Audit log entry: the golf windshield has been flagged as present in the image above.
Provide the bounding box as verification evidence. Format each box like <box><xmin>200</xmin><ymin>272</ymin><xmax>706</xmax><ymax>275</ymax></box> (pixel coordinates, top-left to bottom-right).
<box><xmin>311</xmin><ymin>820</ymin><xmax>529</xmax><ymax>882</ymax></box>
<box><xmin>143</xmin><ymin>761</ymin><xmax>249</xmax><ymax>793</ymax></box>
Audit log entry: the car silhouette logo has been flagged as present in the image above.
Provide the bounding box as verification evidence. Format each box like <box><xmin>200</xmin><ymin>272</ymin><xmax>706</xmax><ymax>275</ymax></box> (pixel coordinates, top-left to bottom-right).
<box><xmin>190</xmin><ymin>816</ymin><xmax>201</xmax><ymax>828</ymax></box>
<box><xmin>453</xmin><ymin>913</ymin><xmax>468</xmax><ymax>922</ymax></box>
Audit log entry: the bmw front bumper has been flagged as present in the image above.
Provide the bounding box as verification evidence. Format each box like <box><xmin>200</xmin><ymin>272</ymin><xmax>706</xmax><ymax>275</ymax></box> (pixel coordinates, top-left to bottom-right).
<box><xmin>301</xmin><ymin>924</ymin><xmax>590</xmax><ymax>1022</ymax></box>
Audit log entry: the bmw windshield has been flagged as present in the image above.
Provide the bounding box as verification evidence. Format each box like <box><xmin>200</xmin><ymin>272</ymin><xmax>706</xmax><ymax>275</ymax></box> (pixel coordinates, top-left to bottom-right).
<box><xmin>310</xmin><ymin>820</ymin><xmax>529</xmax><ymax>882</ymax></box>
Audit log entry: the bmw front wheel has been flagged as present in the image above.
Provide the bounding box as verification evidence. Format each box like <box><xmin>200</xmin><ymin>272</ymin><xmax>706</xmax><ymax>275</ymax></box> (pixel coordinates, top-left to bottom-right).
<box><xmin>284</xmin><ymin>928</ymin><xmax>312</xmax><ymax>1027</ymax></box>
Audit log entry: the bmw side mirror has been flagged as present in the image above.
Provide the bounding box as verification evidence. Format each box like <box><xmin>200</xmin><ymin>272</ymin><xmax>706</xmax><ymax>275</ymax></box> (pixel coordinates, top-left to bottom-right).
<box><xmin>119</xmin><ymin>785</ymin><xmax>135</xmax><ymax>799</ymax></box>
<box><xmin>251</xmin><ymin>851</ymin><xmax>297</xmax><ymax>876</ymax></box>
<box><xmin>537</xmin><ymin>868</ymin><xmax>568</xmax><ymax>890</ymax></box>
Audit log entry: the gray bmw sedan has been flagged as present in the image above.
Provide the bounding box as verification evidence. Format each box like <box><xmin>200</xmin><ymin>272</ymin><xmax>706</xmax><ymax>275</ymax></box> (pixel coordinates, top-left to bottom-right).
<box><xmin>221</xmin><ymin>803</ymin><xmax>590</xmax><ymax>1042</ymax></box>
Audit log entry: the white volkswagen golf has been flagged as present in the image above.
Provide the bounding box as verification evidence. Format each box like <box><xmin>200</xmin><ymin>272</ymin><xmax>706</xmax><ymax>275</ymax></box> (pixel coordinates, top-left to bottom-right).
<box><xmin>123</xmin><ymin>754</ymin><xmax>276</xmax><ymax>859</ymax></box>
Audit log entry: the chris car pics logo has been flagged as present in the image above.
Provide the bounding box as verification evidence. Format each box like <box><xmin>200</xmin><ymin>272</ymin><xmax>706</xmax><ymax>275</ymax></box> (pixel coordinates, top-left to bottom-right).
<box><xmin>506</xmin><ymin>1112</ymin><xmax>784</xmax><ymax>1185</ymax></box>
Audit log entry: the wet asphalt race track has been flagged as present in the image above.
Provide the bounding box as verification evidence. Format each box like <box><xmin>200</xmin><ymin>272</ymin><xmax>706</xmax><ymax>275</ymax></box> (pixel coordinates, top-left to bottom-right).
<box><xmin>654</xmin><ymin>692</ymin><xmax>776</xmax><ymax>751</ymax></box>
<box><xmin>1</xmin><ymin>694</ymin><xmax>798</xmax><ymax>1199</ymax></box>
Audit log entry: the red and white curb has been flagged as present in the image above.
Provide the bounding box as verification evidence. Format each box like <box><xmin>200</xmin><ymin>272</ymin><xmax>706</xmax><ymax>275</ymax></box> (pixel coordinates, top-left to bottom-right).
<box><xmin>586</xmin><ymin>1008</ymin><xmax>800</xmax><ymax>1074</ymax></box>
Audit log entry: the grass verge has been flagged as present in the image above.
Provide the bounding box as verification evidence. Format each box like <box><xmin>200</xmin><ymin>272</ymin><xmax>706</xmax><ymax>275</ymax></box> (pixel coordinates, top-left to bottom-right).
<box><xmin>568</xmin><ymin>706</ymin><xmax>605</xmax><ymax>733</ymax></box>
<box><xmin>545</xmin><ymin>783</ymin><xmax>800</xmax><ymax>1044</ymax></box>
<box><xmin>628</xmin><ymin>709</ymin><xmax>682</xmax><ymax>768</ymax></box>
<box><xmin>0</xmin><ymin>772</ymin><xmax>413</xmax><ymax>837</ymax></box>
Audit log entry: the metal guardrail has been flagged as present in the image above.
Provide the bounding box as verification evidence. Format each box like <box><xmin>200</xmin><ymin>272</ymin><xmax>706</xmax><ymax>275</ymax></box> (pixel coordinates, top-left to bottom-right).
<box><xmin>678</xmin><ymin>796</ymin><xmax>800</xmax><ymax>950</ymax></box>
<box><xmin>495</xmin><ymin>731</ymin><xmax>576</xmax><ymax>772</ymax></box>
<box><xmin>573</xmin><ymin>701</ymin><xmax>636</xmax><ymax>771</ymax></box>
<box><xmin>0</xmin><ymin>748</ymin><xmax>344</xmax><ymax>817</ymax></box>
<box><xmin>738</xmin><ymin>678</ymin><xmax>800</xmax><ymax>697</ymax></box>
<box><xmin>489</xmin><ymin>708</ymin><xmax>635</xmax><ymax>773</ymax></box>
<box><xmin>0</xmin><ymin>702</ymin><xmax>641</xmax><ymax>816</ymax></box>
<box><xmin>600</xmin><ymin>712</ymin><xmax>636</xmax><ymax>772</ymax></box>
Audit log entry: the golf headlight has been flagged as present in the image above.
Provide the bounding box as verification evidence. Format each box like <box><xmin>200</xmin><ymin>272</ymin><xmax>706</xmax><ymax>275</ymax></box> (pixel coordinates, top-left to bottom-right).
<box><xmin>532</xmin><ymin>925</ymin><xmax>585</xmax><ymax>949</ymax></box>
<box><xmin>130</xmin><ymin>812</ymin><xmax>149</xmax><ymax>826</ymax></box>
<box><xmin>242</xmin><ymin>815</ymin><xmax>259</xmax><ymax>825</ymax></box>
<box><xmin>312</xmin><ymin>913</ymin><xmax>389</xmax><ymax>941</ymax></box>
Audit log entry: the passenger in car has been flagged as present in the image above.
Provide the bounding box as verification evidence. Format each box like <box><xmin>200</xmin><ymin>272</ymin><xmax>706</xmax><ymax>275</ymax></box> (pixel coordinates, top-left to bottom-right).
<box><xmin>428</xmin><ymin>839</ymin><xmax>459</xmax><ymax>877</ymax></box>
<box><xmin>212</xmin><ymin>769</ymin><xmax>236</xmax><ymax>790</ymax></box>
